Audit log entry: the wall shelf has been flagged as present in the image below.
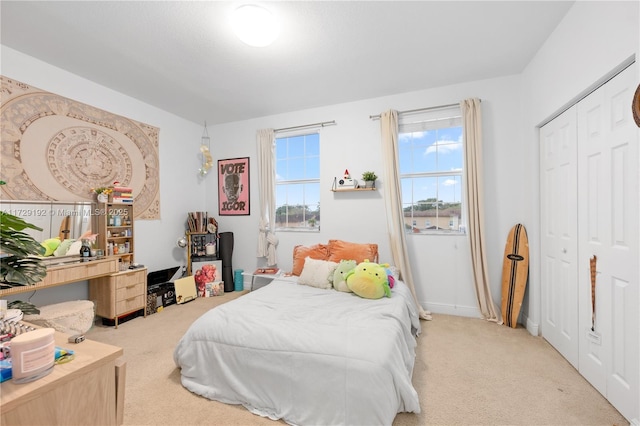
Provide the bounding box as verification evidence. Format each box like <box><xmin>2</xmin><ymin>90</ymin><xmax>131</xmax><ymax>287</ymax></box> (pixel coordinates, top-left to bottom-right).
<box><xmin>331</xmin><ymin>176</ymin><xmax>377</xmax><ymax>192</ymax></box>
<box><xmin>330</xmin><ymin>187</ymin><xmax>377</xmax><ymax>192</ymax></box>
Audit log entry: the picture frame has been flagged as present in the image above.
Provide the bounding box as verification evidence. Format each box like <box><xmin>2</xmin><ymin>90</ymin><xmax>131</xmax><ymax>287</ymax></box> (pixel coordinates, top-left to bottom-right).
<box><xmin>218</xmin><ymin>157</ymin><xmax>250</xmax><ymax>216</ymax></box>
<box><xmin>191</xmin><ymin>260</ymin><xmax>223</xmax><ymax>297</ymax></box>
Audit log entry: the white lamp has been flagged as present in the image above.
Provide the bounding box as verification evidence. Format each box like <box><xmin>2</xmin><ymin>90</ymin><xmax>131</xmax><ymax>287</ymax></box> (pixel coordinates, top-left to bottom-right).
<box><xmin>230</xmin><ymin>4</ymin><xmax>279</xmax><ymax>47</ymax></box>
<box><xmin>176</xmin><ymin>236</ymin><xmax>187</xmax><ymax>248</ymax></box>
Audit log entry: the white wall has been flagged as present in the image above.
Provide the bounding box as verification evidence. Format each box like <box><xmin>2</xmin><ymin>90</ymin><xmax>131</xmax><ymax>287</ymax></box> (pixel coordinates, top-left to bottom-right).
<box><xmin>5</xmin><ymin>1</ymin><xmax>635</xmax><ymax>322</ymax></box>
<box><xmin>1</xmin><ymin>46</ymin><xmax>525</xmax><ymax>317</ymax></box>
<box><xmin>1</xmin><ymin>47</ymin><xmax>206</xmax><ymax>305</ymax></box>
<box><xmin>208</xmin><ymin>74</ymin><xmax>524</xmax><ymax>317</ymax></box>
<box><xmin>520</xmin><ymin>0</ymin><xmax>639</xmax><ymax>335</ymax></box>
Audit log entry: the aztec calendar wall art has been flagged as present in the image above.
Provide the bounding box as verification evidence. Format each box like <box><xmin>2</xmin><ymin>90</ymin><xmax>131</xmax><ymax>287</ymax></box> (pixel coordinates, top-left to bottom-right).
<box><xmin>0</xmin><ymin>76</ymin><xmax>160</xmax><ymax>219</ymax></box>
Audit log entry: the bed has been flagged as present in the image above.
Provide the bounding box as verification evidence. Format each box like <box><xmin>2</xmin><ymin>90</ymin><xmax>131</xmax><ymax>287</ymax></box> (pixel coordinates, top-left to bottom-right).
<box><xmin>173</xmin><ymin>244</ymin><xmax>422</xmax><ymax>425</ymax></box>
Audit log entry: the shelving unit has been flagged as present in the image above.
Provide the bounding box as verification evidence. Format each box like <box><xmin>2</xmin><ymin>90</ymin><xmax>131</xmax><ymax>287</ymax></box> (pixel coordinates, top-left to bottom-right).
<box><xmin>93</xmin><ymin>202</ymin><xmax>135</xmax><ymax>267</ymax></box>
<box><xmin>186</xmin><ymin>232</ymin><xmax>218</xmax><ymax>275</ymax></box>
<box><xmin>90</xmin><ymin>201</ymin><xmax>146</xmax><ymax>327</ymax></box>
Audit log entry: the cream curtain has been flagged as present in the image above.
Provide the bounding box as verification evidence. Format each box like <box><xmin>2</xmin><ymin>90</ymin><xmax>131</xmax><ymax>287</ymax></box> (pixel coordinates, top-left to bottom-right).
<box><xmin>380</xmin><ymin>110</ymin><xmax>431</xmax><ymax>322</ymax></box>
<box><xmin>461</xmin><ymin>98</ymin><xmax>501</xmax><ymax>323</ymax></box>
<box><xmin>256</xmin><ymin>128</ymin><xmax>278</xmax><ymax>266</ymax></box>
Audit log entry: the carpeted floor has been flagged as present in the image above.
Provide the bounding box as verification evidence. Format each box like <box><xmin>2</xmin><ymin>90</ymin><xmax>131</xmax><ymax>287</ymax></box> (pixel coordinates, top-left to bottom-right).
<box><xmin>86</xmin><ymin>291</ymin><xmax>627</xmax><ymax>425</ymax></box>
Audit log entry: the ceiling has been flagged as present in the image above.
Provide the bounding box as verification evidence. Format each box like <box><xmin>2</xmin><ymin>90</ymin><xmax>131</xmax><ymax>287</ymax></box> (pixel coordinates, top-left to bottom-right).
<box><xmin>1</xmin><ymin>1</ymin><xmax>574</xmax><ymax>126</ymax></box>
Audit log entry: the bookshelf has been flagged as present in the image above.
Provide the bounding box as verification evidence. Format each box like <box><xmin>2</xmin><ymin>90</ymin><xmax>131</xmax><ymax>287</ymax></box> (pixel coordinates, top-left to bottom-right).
<box><xmin>185</xmin><ymin>212</ymin><xmax>219</xmax><ymax>276</ymax></box>
<box><xmin>93</xmin><ymin>202</ymin><xmax>135</xmax><ymax>268</ymax></box>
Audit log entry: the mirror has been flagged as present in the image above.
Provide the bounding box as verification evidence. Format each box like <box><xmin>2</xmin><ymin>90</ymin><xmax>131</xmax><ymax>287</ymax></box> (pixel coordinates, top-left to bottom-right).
<box><xmin>1</xmin><ymin>200</ymin><xmax>93</xmax><ymax>243</ymax></box>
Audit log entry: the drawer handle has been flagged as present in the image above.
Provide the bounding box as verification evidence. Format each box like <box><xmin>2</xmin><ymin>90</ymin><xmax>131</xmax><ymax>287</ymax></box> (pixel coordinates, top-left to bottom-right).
<box><xmin>126</xmin><ymin>297</ymin><xmax>136</xmax><ymax>302</ymax></box>
<box><xmin>126</xmin><ymin>285</ymin><xmax>136</xmax><ymax>289</ymax></box>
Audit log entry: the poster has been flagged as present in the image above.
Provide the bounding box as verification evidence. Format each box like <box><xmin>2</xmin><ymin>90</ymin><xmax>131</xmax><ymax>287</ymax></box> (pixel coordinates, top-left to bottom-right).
<box><xmin>192</xmin><ymin>260</ymin><xmax>223</xmax><ymax>297</ymax></box>
<box><xmin>218</xmin><ymin>157</ymin><xmax>250</xmax><ymax>216</ymax></box>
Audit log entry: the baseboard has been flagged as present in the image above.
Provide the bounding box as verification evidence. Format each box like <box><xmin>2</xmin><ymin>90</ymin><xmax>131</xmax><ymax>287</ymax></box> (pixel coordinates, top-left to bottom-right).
<box><xmin>524</xmin><ymin>315</ymin><xmax>539</xmax><ymax>337</ymax></box>
<box><xmin>422</xmin><ymin>301</ymin><xmax>482</xmax><ymax>319</ymax></box>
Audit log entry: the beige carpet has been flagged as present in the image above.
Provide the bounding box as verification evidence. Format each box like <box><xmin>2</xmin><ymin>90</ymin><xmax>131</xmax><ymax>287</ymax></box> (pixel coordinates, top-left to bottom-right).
<box><xmin>86</xmin><ymin>292</ymin><xmax>627</xmax><ymax>426</ymax></box>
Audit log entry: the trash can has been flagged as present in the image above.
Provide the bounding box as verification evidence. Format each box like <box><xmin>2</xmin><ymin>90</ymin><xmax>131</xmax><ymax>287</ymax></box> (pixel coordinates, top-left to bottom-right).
<box><xmin>234</xmin><ymin>269</ymin><xmax>244</xmax><ymax>291</ymax></box>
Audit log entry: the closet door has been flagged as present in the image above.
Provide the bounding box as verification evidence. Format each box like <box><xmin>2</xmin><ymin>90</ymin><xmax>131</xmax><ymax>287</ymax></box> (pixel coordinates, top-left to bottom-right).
<box><xmin>577</xmin><ymin>63</ymin><xmax>638</xmax><ymax>422</ymax></box>
<box><xmin>540</xmin><ymin>106</ymin><xmax>579</xmax><ymax>368</ymax></box>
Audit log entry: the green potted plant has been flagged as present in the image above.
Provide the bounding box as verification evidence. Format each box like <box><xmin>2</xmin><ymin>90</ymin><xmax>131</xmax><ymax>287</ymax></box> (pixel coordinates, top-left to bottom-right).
<box><xmin>361</xmin><ymin>171</ymin><xmax>378</xmax><ymax>188</ymax></box>
<box><xmin>0</xmin><ymin>181</ymin><xmax>47</xmax><ymax>290</ymax></box>
<box><xmin>91</xmin><ymin>186</ymin><xmax>112</xmax><ymax>203</ymax></box>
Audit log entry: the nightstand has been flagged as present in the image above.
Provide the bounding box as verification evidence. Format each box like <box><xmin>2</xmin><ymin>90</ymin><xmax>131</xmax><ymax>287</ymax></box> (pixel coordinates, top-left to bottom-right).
<box><xmin>242</xmin><ymin>270</ymin><xmax>281</xmax><ymax>291</ymax></box>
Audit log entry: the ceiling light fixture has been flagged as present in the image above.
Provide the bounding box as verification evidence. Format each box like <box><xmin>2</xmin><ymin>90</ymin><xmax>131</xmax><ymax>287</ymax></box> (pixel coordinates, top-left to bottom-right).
<box><xmin>230</xmin><ymin>4</ymin><xmax>279</xmax><ymax>47</ymax></box>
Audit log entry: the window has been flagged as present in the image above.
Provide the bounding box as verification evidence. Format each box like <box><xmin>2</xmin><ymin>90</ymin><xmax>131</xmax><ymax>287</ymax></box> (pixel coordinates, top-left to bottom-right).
<box><xmin>398</xmin><ymin>106</ymin><xmax>464</xmax><ymax>234</ymax></box>
<box><xmin>275</xmin><ymin>132</ymin><xmax>320</xmax><ymax>231</ymax></box>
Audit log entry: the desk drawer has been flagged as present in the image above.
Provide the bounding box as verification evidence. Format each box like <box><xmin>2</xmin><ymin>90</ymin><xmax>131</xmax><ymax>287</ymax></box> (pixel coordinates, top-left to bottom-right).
<box><xmin>115</xmin><ymin>295</ymin><xmax>144</xmax><ymax>315</ymax></box>
<box><xmin>114</xmin><ymin>269</ymin><xmax>145</xmax><ymax>289</ymax></box>
<box><xmin>43</xmin><ymin>258</ymin><xmax>118</xmax><ymax>286</ymax></box>
<box><xmin>116</xmin><ymin>282</ymin><xmax>144</xmax><ymax>301</ymax></box>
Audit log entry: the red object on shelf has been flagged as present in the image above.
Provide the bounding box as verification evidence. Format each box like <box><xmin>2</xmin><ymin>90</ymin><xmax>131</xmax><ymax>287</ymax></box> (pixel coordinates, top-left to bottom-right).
<box><xmin>253</xmin><ymin>268</ymin><xmax>279</xmax><ymax>275</ymax></box>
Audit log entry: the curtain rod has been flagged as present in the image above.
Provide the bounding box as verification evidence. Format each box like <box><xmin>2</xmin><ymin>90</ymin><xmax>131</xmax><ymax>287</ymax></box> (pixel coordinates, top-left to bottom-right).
<box><xmin>369</xmin><ymin>100</ymin><xmax>481</xmax><ymax>120</ymax></box>
<box><xmin>275</xmin><ymin>120</ymin><xmax>336</xmax><ymax>133</ymax></box>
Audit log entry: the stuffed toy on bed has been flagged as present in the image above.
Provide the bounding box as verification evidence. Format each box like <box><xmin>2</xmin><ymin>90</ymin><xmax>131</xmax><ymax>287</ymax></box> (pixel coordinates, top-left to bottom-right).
<box><xmin>40</xmin><ymin>237</ymin><xmax>61</xmax><ymax>256</ymax></box>
<box><xmin>330</xmin><ymin>259</ymin><xmax>357</xmax><ymax>292</ymax></box>
<box><xmin>345</xmin><ymin>259</ymin><xmax>391</xmax><ymax>299</ymax></box>
<box><xmin>382</xmin><ymin>263</ymin><xmax>395</xmax><ymax>289</ymax></box>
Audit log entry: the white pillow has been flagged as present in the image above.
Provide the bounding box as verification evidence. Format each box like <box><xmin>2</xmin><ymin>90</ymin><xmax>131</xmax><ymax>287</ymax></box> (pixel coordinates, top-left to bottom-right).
<box><xmin>65</xmin><ymin>239</ymin><xmax>83</xmax><ymax>256</ymax></box>
<box><xmin>54</xmin><ymin>239</ymin><xmax>76</xmax><ymax>257</ymax></box>
<box><xmin>298</xmin><ymin>257</ymin><xmax>338</xmax><ymax>290</ymax></box>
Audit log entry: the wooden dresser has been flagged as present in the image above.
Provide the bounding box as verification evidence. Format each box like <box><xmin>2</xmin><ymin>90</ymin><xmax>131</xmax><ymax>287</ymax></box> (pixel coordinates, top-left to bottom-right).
<box><xmin>1</xmin><ymin>329</ymin><xmax>124</xmax><ymax>425</ymax></box>
<box><xmin>89</xmin><ymin>267</ymin><xmax>147</xmax><ymax>328</ymax></box>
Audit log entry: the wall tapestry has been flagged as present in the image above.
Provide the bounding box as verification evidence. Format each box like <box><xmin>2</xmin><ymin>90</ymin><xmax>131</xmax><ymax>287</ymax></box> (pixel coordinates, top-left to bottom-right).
<box><xmin>218</xmin><ymin>157</ymin><xmax>250</xmax><ymax>216</ymax></box>
<box><xmin>0</xmin><ymin>76</ymin><xmax>160</xmax><ymax>220</ymax></box>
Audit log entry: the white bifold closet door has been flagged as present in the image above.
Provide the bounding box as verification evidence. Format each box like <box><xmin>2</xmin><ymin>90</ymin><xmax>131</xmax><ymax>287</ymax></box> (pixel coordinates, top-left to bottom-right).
<box><xmin>540</xmin><ymin>103</ymin><xmax>579</xmax><ymax>368</ymax></box>
<box><xmin>541</xmin><ymin>63</ymin><xmax>638</xmax><ymax>422</ymax></box>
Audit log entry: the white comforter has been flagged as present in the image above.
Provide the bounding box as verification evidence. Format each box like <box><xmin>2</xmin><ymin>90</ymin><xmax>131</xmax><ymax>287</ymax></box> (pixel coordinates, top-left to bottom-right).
<box><xmin>173</xmin><ymin>276</ymin><xmax>421</xmax><ymax>426</ymax></box>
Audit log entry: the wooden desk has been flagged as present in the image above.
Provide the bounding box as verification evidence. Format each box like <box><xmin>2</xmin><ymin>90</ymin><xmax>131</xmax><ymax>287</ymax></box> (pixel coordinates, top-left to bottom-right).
<box><xmin>0</xmin><ymin>257</ymin><xmax>118</xmax><ymax>297</ymax></box>
<box><xmin>1</xmin><ymin>328</ymin><xmax>124</xmax><ymax>425</ymax></box>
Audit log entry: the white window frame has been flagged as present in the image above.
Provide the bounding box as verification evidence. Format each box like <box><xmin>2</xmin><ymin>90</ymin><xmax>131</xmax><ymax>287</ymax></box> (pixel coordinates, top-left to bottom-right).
<box><xmin>274</xmin><ymin>131</ymin><xmax>321</xmax><ymax>232</ymax></box>
<box><xmin>398</xmin><ymin>106</ymin><xmax>466</xmax><ymax>235</ymax></box>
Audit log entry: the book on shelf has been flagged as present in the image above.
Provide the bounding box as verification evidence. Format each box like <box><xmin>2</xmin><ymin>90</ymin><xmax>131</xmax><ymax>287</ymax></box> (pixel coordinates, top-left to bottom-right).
<box><xmin>111</xmin><ymin>197</ymin><xmax>133</xmax><ymax>204</ymax></box>
<box><xmin>187</xmin><ymin>211</ymin><xmax>217</xmax><ymax>234</ymax></box>
<box><xmin>111</xmin><ymin>186</ymin><xmax>133</xmax><ymax>193</ymax></box>
<box><xmin>253</xmin><ymin>268</ymin><xmax>280</xmax><ymax>275</ymax></box>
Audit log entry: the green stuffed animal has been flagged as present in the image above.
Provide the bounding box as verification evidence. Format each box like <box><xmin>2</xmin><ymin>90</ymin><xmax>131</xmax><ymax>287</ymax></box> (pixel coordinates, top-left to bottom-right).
<box><xmin>345</xmin><ymin>259</ymin><xmax>391</xmax><ymax>299</ymax></box>
<box><xmin>331</xmin><ymin>259</ymin><xmax>357</xmax><ymax>292</ymax></box>
<box><xmin>40</xmin><ymin>237</ymin><xmax>61</xmax><ymax>256</ymax></box>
